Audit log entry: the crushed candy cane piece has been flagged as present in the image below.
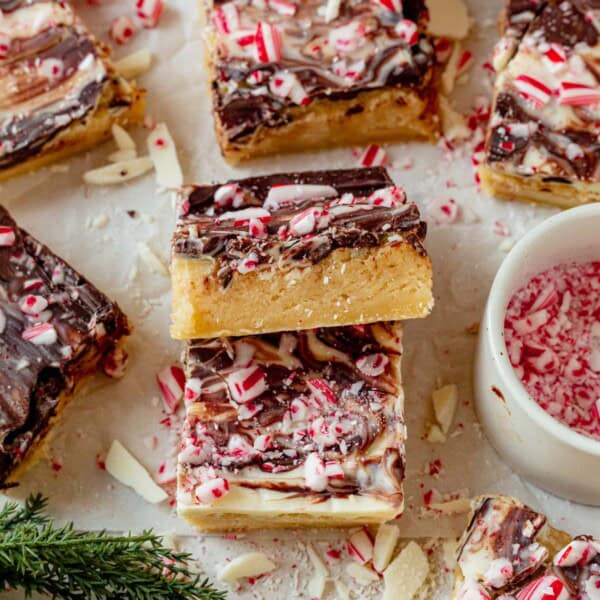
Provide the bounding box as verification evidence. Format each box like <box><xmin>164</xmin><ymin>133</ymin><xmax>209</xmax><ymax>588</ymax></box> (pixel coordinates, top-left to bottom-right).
<box><xmin>156</xmin><ymin>365</ymin><xmax>185</xmax><ymax>412</ymax></box>
<box><xmin>195</xmin><ymin>477</ymin><xmax>230</xmax><ymax>503</ymax></box>
<box><xmin>218</xmin><ymin>552</ymin><xmax>276</xmax><ymax>583</ymax></box>
<box><xmin>304</xmin><ymin>452</ymin><xmax>328</xmax><ymax>491</ymax></box>
<box><xmin>358</xmin><ymin>144</ymin><xmax>387</xmax><ymax>167</ymax></box>
<box><xmin>110</xmin><ymin>16</ymin><xmax>136</xmax><ymax>45</ymax></box>
<box><xmin>264</xmin><ymin>184</ymin><xmax>337</xmax><ymax>210</ymax></box>
<box><xmin>515</xmin><ymin>575</ymin><xmax>569</xmax><ymax>600</ymax></box>
<box><xmin>22</xmin><ymin>323</ymin><xmax>57</xmax><ymax>346</ymax></box>
<box><xmin>227</xmin><ymin>365</ymin><xmax>267</xmax><ymax>403</ymax></box>
<box><xmin>102</xmin><ymin>346</ymin><xmax>129</xmax><ymax>379</ymax></box>
<box><xmin>147</xmin><ymin>123</ymin><xmax>183</xmax><ymax>188</ymax></box>
<box><xmin>0</xmin><ymin>226</ymin><xmax>16</xmax><ymax>246</ymax></box>
<box><xmin>105</xmin><ymin>440</ymin><xmax>168</xmax><ymax>504</ymax></box>
<box><xmin>255</xmin><ymin>21</ymin><xmax>282</xmax><ymax>62</ymax></box>
<box><xmin>213</xmin><ymin>2</ymin><xmax>240</xmax><ymax>34</ymax></box>
<box><xmin>136</xmin><ymin>0</ymin><xmax>164</xmax><ymax>28</ymax></box>
<box><xmin>348</xmin><ymin>528</ymin><xmax>374</xmax><ymax>564</ymax></box>
<box><xmin>395</xmin><ymin>19</ymin><xmax>418</xmax><ymax>45</ymax></box>
<box><xmin>428</xmin><ymin>197</ymin><xmax>459</xmax><ymax>224</ymax></box>
<box><xmin>383</xmin><ymin>541</ymin><xmax>429</xmax><ymax>600</ymax></box>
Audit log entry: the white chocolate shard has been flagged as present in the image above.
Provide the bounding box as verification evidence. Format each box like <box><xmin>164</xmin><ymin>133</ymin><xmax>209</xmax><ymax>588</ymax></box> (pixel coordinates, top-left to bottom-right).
<box><xmin>307</xmin><ymin>545</ymin><xmax>329</xmax><ymax>578</ymax></box>
<box><xmin>308</xmin><ymin>573</ymin><xmax>328</xmax><ymax>599</ymax></box>
<box><xmin>345</xmin><ymin>562</ymin><xmax>379</xmax><ymax>584</ymax></box>
<box><xmin>432</xmin><ymin>384</ymin><xmax>458</xmax><ymax>434</ymax></box>
<box><xmin>83</xmin><ymin>157</ymin><xmax>153</xmax><ymax>185</ymax></box>
<box><xmin>383</xmin><ymin>541</ymin><xmax>429</xmax><ymax>600</ymax></box>
<box><xmin>115</xmin><ymin>49</ymin><xmax>152</xmax><ymax>79</ymax></box>
<box><xmin>428</xmin><ymin>496</ymin><xmax>471</xmax><ymax>515</ymax></box>
<box><xmin>108</xmin><ymin>149</ymin><xmax>137</xmax><ymax>163</ymax></box>
<box><xmin>425</xmin><ymin>423</ymin><xmax>447</xmax><ymax>444</ymax></box>
<box><xmin>112</xmin><ymin>123</ymin><xmax>136</xmax><ymax>151</ymax></box>
<box><xmin>105</xmin><ymin>440</ymin><xmax>168</xmax><ymax>504</ymax></box>
<box><xmin>442</xmin><ymin>42</ymin><xmax>462</xmax><ymax>95</ymax></box>
<box><xmin>439</xmin><ymin>96</ymin><xmax>471</xmax><ymax>142</ymax></box>
<box><xmin>373</xmin><ymin>523</ymin><xmax>400</xmax><ymax>573</ymax></box>
<box><xmin>137</xmin><ymin>242</ymin><xmax>169</xmax><ymax>276</ymax></box>
<box><xmin>147</xmin><ymin>123</ymin><xmax>183</xmax><ymax>189</ymax></box>
<box><xmin>334</xmin><ymin>580</ymin><xmax>351</xmax><ymax>600</ymax></box>
<box><xmin>426</xmin><ymin>0</ymin><xmax>471</xmax><ymax>39</ymax></box>
<box><xmin>218</xmin><ymin>552</ymin><xmax>276</xmax><ymax>583</ymax></box>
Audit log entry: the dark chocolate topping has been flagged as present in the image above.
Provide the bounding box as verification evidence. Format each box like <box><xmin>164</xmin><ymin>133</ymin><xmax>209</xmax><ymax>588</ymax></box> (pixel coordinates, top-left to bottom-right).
<box><xmin>179</xmin><ymin>322</ymin><xmax>405</xmax><ymax>499</ymax></box>
<box><xmin>173</xmin><ymin>167</ymin><xmax>428</xmax><ymax>287</ymax></box>
<box><xmin>209</xmin><ymin>0</ymin><xmax>434</xmax><ymax>142</ymax></box>
<box><xmin>0</xmin><ymin>205</ymin><xmax>130</xmax><ymax>486</ymax></box>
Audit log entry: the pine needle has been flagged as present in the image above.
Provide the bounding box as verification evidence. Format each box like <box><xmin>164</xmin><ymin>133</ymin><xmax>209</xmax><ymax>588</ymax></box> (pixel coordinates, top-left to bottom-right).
<box><xmin>0</xmin><ymin>494</ymin><xmax>225</xmax><ymax>599</ymax></box>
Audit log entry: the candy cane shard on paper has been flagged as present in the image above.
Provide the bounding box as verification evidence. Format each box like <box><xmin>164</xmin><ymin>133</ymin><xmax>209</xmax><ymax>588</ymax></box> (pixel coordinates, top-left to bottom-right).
<box><xmin>0</xmin><ymin>0</ymin><xmax>145</xmax><ymax>182</ymax></box>
<box><xmin>201</xmin><ymin>0</ymin><xmax>441</xmax><ymax>163</ymax></box>
<box><xmin>451</xmin><ymin>495</ymin><xmax>600</xmax><ymax>599</ymax></box>
<box><xmin>176</xmin><ymin>322</ymin><xmax>407</xmax><ymax>531</ymax></box>
<box><xmin>0</xmin><ymin>205</ymin><xmax>130</xmax><ymax>487</ymax></box>
<box><xmin>480</xmin><ymin>0</ymin><xmax>600</xmax><ymax>208</ymax></box>
<box><xmin>170</xmin><ymin>167</ymin><xmax>433</xmax><ymax>339</ymax></box>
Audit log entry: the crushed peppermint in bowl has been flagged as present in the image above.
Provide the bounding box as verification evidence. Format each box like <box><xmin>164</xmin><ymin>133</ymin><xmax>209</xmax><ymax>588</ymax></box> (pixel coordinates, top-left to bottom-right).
<box><xmin>504</xmin><ymin>262</ymin><xmax>600</xmax><ymax>442</ymax></box>
<box><xmin>475</xmin><ymin>203</ymin><xmax>600</xmax><ymax>505</ymax></box>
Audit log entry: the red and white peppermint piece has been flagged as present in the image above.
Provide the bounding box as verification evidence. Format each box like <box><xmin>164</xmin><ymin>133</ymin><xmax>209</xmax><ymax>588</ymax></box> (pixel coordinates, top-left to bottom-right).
<box><xmin>434</xmin><ymin>38</ymin><xmax>452</xmax><ymax>63</ymax></box>
<box><xmin>18</xmin><ymin>295</ymin><xmax>48</xmax><ymax>316</ymax></box>
<box><xmin>0</xmin><ymin>309</ymin><xmax>5</xmax><ymax>335</ymax></box>
<box><xmin>156</xmin><ymin>365</ymin><xmax>185</xmax><ymax>413</ymax></box>
<box><xmin>22</xmin><ymin>323</ymin><xmax>57</xmax><ymax>346</ymax></box>
<box><xmin>268</xmin><ymin>0</ymin><xmax>296</xmax><ymax>16</ymax></box>
<box><xmin>195</xmin><ymin>477</ymin><xmax>230</xmax><ymax>503</ymax></box>
<box><xmin>269</xmin><ymin>71</ymin><xmax>310</xmax><ymax>105</ymax></box>
<box><xmin>428</xmin><ymin>197</ymin><xmax>459</xmax><ymax>224</ymax></box>
<box><xmin>39</xmin><ymin>58</ymin><xmax>65</xmax><ymax>80</ymax></box>
<box><xmin>23</xmin><ymin>278</ymin><xmax>43</xmax><ymax>292</ymax></box>
<box><xmin>253</xmin><ymin>433</ymin><xmax>273</xmax><ymax>452</ymax></box>
<box><xmin>227</xmin><ymin>365</ymin><xmax>267</xmax><ymax>404</ymax></box>
<box><xmin>255</xmin><ymin>21</ymin><xmax>282</xmax><ymax>63</ymax></box>
<box><xmin>456</xmin><ymin>50</ymin><xmax>473</xmax><ymax>77</ymax></box>
<box><xmin>372</xmin><ymin>0</ymin><xmax>402</xmax><ymax>12</ymax></box>
<box><xmin>304</xmin><ymin>452</ymin><xmax>327</xmax><ymax>492</ymax></box>
<box><xmin>558</xmin><ymin>81</ymin><xmax>600</xmax><ymax>107</ymax></box>
<box><xmin>368</xmin><ymin>186</ymin><xmax>406</xmax><ymax>207</ymax></box>
<box><xmin>290</xmin><ymin>397</ymin><xmax>310</xmax><ymax>420</ymax></box>
<box><xmin>456</xmin><ymin>581</ymin><xmax>492</xmax><ymax>600</ymax></box>
<box><xmin>233</xmin><ymin>29</ymin><xmax>256</xmax><ymax>47</ymax></box>
<box><xmin>237</xmin><ymin>400</ymin><xmax>263</xmax><ymax>420</ymax></box>
<box><xmin>110</xmin><ymin>16</ymin><xmax>136</xmax><ymax>45</ymax></box>
<box><xmin>358</xmin><ymin>144</ymin><xmax>387</xmax><ymax>167</ymax></box>
<box><xmin>219</xmin><ymin>207</ymin><xmax>270</xmax><ymax>225</ymax></box>
<box><xmin>102</xmin><ymin>346</ymin><xmax>129</xmax><ymax>379</ymax></box>
<box><xmin>554</xmin><ymin>539</ymin><xmax>597</xmax><ymax>567</ymax></box>
<box><xmin>516</xmin><ymin>575</ymin><xmax>569</xmax><ymax>600</ymax></box>
<box><xmin>214</xmin><ymin>182</ymin><xmax>244</xmax><ymax>208</ymax></box>
<box><xmin>514</xmin><ymin>74</ymin><xmax>553</xmax><ymax>107</ymax></box>
<box><xmin>289</xmin><ymin>207</ymin><xmax>332</xmax><ymax>236</ymax></box>
<box><xmin>484</xmin><ymin>557</ymin><xmax>514</xmax><ymax>588</ymax></box>
<box><xmin>236</xmin><ymin>253</ymin><xmax>260</xmax><ymax>274</ymax></box>
<box><xmin>264</xmin><ymin>184</ymin><xmax>337</xmax><ymax>210</ymax></box>
<box><xmin>329</xmin><ymin>21</ymin><xmax>366</xmax><ymax>54</ymax></box>
<box><xmin>212</xmin><ymin>2</ymin><xmax>240</xmax><ymax>34</ymax></box>
<box><xmin>248</xmin><ymin>218</ymin><xmax>268</xmax><ymax>239</ymax></box>
<box><xmin>136</xmin><ymin>0</ymin><xmax>164</xmax><ymax>27</ymax></box>
<box><xmin>347</xmin><ymin>528</ymin><xmax>374</xmax><ymax>564</ymax></box>
<box><xmin>228</xmin><ymin>434</ymin><xmax>257</xmax><ymax>459</ymax></box>
<box><xmin>247</xmin><ymin>68</ymin><xmax>265</xmax><ymax>83</ymax></box>
<box><xmin>0</xmin><ymin>33</ymin><xmax>10</xmax><ymax>59</ymax></box>
<box><xmin>541</xmin><ymin>43</ymin><xmax>567</xmax><ymax>74</ymax></box>
<box><xmin>324</xmin><ymin>460</ymin><xmax>345</xmax><ymax>479</ymax></box>
<box><xmin>184</xmin><ymin>377</ymin><xmax>202</xmax><ymax>404</ymax></box>
<box><xmin>51</xmin><ymin>265</ymin><xmax>64</xmax><ymax>284</ymax></box>
<box><xmin>307</xmin><ymin>378</ymin><xmax>337</xmax><ymax>406</ymax></box>
<box><xmin>395</xmin><ymin>19</ymin><xmax>419</xmax><ymax>46</ymax></box>
<box><xmin>155</xmin><ymin>458</ymin><xmax>177</xmax><ymax>485</ymax></box>
<box><xmin>356</xmin><ymin>353</ymin><xmax>390</xmax><ymax>376</ymax></box>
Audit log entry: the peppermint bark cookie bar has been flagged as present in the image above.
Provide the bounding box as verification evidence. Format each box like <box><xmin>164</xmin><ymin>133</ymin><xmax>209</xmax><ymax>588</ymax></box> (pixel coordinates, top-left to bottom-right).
<box><xmin>0</xmin><ymin>0</ymin><xmax>145</xmax><ymax>182</ymax></box>
<box><xmin>452</xmin><ymin>495</ymin><xmax>599</xmax><ymax>599</ymax></box>
<box><xmin>202</xmin><ymin>0</ymin><xmax>440</xmax><ymax>163</ymax></box>
<box><xmin>480</xmin><ymin>0</ymin><xmax>600</xmax><ymax>208</ymax></box>
<box><xmin>177</xmin><ymin>323</ymin><xmax>405</xmax><ymax>531</ymax></box>
<box><xmin>0</xmin><ymin>206</ymin><xmax>130</xmax><ymax>487</ymax></box>
<box><xmin>171</xmin><ymin>167</ymin><xmax>433</xmax><ymax>339</ymax></box>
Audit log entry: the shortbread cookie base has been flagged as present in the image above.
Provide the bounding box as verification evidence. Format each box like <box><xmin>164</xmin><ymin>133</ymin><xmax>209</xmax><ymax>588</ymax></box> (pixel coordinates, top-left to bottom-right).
<box><xmin>171</xmin><ymin>243</ymin><xmax>433</xmax><ymax>339</ymax></box>
<box><xmin>215</xmin><ymin>86</ymin><xmax>439</xmax><ymax>164</ymax></box>
<box><xmin>451</xmin><ymin>495</ymin><xmax>573</xmax><ymax>598</ymax></box>
<box><xmin>479</xmin><ymin>165</ymin><xmax>600</xmax><ymax>209</ymax></box>
<box><xmin>178</xmin><ymin>485</ymin><xmax>402</xmax><ymax>532</ymax></box>
<box><xmin>0</xmin><ymin>82</ymin><xmax>145</xmax><ymax>183</ymax></box>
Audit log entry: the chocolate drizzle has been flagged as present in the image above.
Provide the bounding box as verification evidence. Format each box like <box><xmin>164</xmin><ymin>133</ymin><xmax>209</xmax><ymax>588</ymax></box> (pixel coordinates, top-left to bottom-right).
<box><xmin>179</xmin><ymin>323</ymin><xmax>405</xmax><ymax>501</ymax></box>
<box><xmin>173</xmin><ymin>167</ymin><xmax>428</xmax><ymax>287</ymax></box>
<box><xmin>0</xmin><ymin>1</ymin><xmax>111</xmax><ymax>169</ymax></box>
<box><xmin>487</xmin><ymin>0</ymin><xmax>600</xmax><ymax>182</ymax></box>
<box><xmin>0</xmin><ymin>205</ymin><xmax>130</xmax><ymax>486</ymax></box>
<box><xmin>208</xmin><ymin>0</ymin><xmax>434</xmax><ymax>142</ymax></box>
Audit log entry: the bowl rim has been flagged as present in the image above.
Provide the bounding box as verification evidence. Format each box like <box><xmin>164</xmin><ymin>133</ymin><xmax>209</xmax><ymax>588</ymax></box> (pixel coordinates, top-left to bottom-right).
<box><xmin>486</xmin><ymin>202</ymin><xmax>600</xmax><ymax>457</ymax></box>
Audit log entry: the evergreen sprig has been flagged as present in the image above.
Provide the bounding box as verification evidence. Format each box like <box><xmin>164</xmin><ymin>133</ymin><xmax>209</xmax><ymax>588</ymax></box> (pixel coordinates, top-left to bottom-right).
<box><xmin>0</xmin><ymin>494</ymin><xmax>225</xmax><ymax>599</ymax></box>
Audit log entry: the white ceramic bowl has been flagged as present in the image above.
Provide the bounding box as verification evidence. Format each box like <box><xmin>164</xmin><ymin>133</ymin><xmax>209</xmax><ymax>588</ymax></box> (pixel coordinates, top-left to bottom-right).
<box><xmin>474</xmin><ymin>204</ymin><xmax>600</xmax><ymax>506</ymax></box>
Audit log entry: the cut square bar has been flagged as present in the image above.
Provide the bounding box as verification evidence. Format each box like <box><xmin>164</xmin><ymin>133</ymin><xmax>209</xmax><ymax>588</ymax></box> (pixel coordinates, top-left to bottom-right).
<box><xmin>171</xmin><ymin>167</ymin><xmax>433</xmax><ymax>339</ymax></box>
<box><xmin>201</xmin><ymin>0</ymin><xmax>440</xmax><ymax>163</ymax></box>
<box><xmin>177</xmin><ymin>322</ymin><xmax>405</xmax><ymax>531</ymax></box>
<box><xmin>0</xmin><ymin>0</ymin><xmax>145</xmax><ymax>182</ymax></box>
<box><xmin>480</xmin><ymin>0</ymin><xmax>600</xmax><ymax>208</ymax></box>
<box><xmin>0</xmin><ymin>205</ymin><xmax>130</xmax><ymax>487</ymax></box>
<box><xmin>452</xmin><ymin>495</ymin><xmax>598</xmax><ymax>599</ymax></box>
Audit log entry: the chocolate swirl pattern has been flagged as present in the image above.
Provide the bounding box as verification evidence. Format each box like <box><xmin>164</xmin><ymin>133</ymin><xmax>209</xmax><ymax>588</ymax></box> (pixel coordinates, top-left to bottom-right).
<box><xmin>486</xmin><ymin>0</ymin><xmax>600</xmax><ymax>184</ymax></box>
<box><xmin>178</xmin><ymin>323</ymin><xmax>405</xmax><ymax>506</ymax></box>
<box><xmin>0</xmin><ymin>206</ymin><xmax>130</xmax><ymax>486</ymax></box>
<box><xmin>207</xmin><ymin>0</ymin><xmax>434</xmax><ymax>141</ymax></box>
<box><xmin>0</xmin><ymin>0</ymin><xmax>110</xmax><ymax>169</ymax></box>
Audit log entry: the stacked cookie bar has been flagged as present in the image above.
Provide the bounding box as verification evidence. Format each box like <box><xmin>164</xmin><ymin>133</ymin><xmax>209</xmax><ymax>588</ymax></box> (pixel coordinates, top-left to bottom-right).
<box><xmin>170</xmin><ymin>167</ymin><xmax>433</xmax><ymax>531</ymax></box>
